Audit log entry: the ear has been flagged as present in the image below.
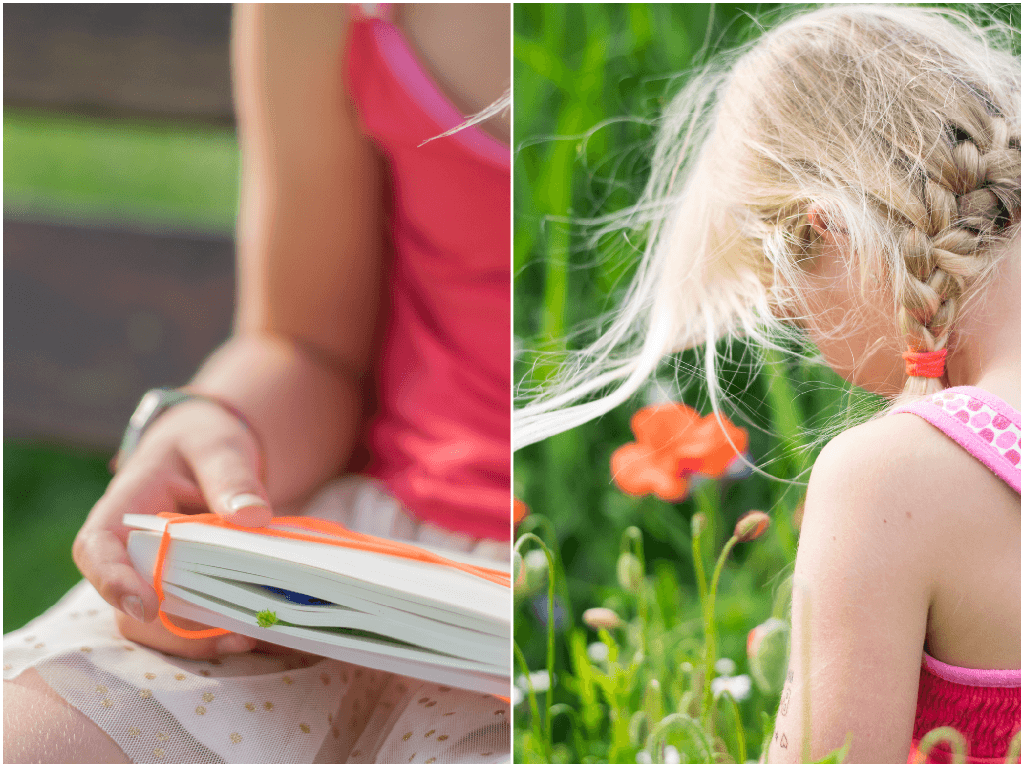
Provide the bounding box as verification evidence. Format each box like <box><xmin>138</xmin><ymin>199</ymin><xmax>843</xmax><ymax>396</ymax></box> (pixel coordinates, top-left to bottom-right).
<box><xmin>807</xmin><ymin>204</ymin><xmax>848</xmax><ymax>241</ymax></box>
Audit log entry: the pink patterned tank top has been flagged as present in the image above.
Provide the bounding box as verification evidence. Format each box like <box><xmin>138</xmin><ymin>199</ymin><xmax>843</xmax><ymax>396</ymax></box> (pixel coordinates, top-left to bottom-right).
<box><xmin>894</xmin><ymin>386</ymin><xmax>1021</xmax><ymax>763</ymax></box>
<box><xmin>344</xmin><ymin>6</ymin><xmax>510</xmax><ymax>541</ymax></box>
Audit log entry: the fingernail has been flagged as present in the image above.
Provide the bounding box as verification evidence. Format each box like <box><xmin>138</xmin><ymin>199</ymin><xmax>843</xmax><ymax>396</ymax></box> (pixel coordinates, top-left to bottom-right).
<box><xmin>224</xmin><ymin>493</ymin><xmax>268</xmax><ymax>513</ymax></box>
<box><xmin>122</xmin><ymin>595</ymin><xmax>146</xmax><ymax>623</ymax></box>
<box><xmin>217</xmin><ymin>634</ymin><xmax>254</xmax><ymax>655</ymax></box>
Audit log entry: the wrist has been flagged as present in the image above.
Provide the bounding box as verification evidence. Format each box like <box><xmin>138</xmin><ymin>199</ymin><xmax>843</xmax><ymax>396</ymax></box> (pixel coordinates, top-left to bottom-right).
<box><xmin>115</xmin><ymin>388</ymin><xmax>266</xmax><ymax>479</ymax></box>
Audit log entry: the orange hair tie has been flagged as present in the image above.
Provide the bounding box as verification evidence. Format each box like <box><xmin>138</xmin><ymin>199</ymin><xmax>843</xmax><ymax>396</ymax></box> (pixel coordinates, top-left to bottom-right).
<box><xmin>902</xmin><ymin>348</ymin><xmax>947</xmax><ymax>378</ymax></box>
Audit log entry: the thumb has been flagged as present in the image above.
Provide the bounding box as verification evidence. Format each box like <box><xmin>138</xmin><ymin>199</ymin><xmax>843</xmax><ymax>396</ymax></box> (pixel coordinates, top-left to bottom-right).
<box><xmin>187</xmin><ymin>438</ymin><xmax>273</xmax><ymax>527</ymax></box>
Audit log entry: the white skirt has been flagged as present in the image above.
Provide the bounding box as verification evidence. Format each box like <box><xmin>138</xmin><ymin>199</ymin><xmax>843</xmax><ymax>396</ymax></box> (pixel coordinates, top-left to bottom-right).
<box><xmin>3</xmin><ymin>477</ymin><xmax>511</xmax><ymax>764</ymax></box>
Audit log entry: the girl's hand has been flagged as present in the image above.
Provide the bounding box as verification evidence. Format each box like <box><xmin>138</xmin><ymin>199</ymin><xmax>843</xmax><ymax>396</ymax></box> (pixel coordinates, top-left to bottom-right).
<box><xmin>72</xmin><ymin>399</ymin><xmax>270</xmax><ymax>657</ymax></box>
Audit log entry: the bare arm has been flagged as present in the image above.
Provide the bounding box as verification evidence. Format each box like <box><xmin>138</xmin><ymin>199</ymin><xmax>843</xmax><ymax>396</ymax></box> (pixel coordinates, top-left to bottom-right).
<box><xmin>190</xmin><ymin>3</ymin><xmax>384</xmax><ymax>507</ymax></box>
<box><xmin>767</xmin><ymin>418</ymin><xmax>939</xmax><ymax>763</ymax></box>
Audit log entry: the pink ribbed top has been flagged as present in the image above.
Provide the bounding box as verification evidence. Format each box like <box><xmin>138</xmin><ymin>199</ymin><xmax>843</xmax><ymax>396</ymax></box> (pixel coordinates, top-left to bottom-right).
<box><xmin>343</xmin><ymin>5</ymin><xmax>510</xmax><ymax>542</ymax></box>
<box><xmin>895</xmin><ymin>387</ymin><xmax>1021</xmax><ymax>763</ymax></box>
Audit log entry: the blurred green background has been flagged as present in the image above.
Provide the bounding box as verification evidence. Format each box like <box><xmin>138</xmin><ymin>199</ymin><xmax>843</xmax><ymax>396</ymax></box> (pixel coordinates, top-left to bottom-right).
<box><xmin>513</xmin><ymin>3</ymin><xmax>1019</xmax><ymax>762</ymax></box>
<box><xmin>4</xmin><ymin>109</ymin><xmax>238</xmax><ymax>632</ymax></box>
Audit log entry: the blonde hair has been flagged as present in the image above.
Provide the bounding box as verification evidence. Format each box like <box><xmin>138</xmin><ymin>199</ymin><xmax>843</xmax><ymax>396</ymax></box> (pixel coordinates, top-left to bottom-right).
<box><xmin>515</xmin><ymin>4</ymin><xmax>1020</xmax><ymax>450</ymax></box>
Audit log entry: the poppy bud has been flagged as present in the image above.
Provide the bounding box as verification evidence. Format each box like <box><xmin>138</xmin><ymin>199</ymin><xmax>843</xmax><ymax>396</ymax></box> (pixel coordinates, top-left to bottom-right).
<box><xmin>747</xmin><ymin>617</ymin><xmax>790</xmax><ymax>694</ymax></box>
<box><xmin>734</xmin><ymin>510</ymin><xmax>770</xmax><ymax>542</ymax></box>
<box><xmin>582</xmin><ymin>607</ymin><xmax>622</xmax><ymax>630</ymax></box>
<box><xmin>691</xmin><ymin>512</ymin><xmax>707</xmax><ymax>539</ymax></box>
<box><xmin>617</xmin><ymin>552</ymin><xmax>643</xmax><ymax>593</ymax></box>
<box><xmin>514</xmin><ymin>498</ymin><xmax>529</xmax><ymax>525</ymax></box>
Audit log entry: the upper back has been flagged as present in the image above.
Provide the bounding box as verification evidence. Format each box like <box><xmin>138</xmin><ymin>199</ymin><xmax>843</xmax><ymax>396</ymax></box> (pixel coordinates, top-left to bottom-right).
<box><xmin>893</xmin><ymin>388</ymin><xmax>1021</xmax><ymax>670</ymax></box>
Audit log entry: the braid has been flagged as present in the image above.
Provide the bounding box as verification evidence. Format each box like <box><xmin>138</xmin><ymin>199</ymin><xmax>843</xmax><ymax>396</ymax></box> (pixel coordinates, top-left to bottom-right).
<box><xmin>898</xmin><ymin>114</ymin><xmax>1021</xmax><ymax>396</ymax></box>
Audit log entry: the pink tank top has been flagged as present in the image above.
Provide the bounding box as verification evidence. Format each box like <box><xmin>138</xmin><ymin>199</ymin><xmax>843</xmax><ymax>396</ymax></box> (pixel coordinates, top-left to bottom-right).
<box><xmin>894</xmin><ymin>387</ymin><xmax>1021</xmax><ymax>763</ymax></box>
<box><xmin>344</xmin><ymin>6</ymin><xmax>510</xmax><ymax>541</ymax></box>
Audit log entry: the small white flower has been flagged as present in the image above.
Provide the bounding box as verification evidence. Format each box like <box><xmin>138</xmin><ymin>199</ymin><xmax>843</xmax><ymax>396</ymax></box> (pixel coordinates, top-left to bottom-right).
<box><xmin>636</xmin><ymin>750</ymin><xmax>652</xmax><ymax>764</ymax></box>
<box><xmin>711</xmin><ymin>673</ymin><xmax>753</xmax><ymax>702</ymax></box>
<box><xmin>516</xmin><ymin>670</ymin><xmax>552</xmax><ymax>693</ymax></box>
<box><xmin>523</xmin><ymin>549</ymin><xmax>548</xmax><ymax>572</ymax></box>
<box><xmin>587</xmin><ymin>641</ymin><xmax>609</xmax><ymax>663</ymax></box>
<box><xmin>714</xmin><ymin>657</ymin><xmax>737</xmax><ymax>676</ymax></box>
<box><xmin>511</xmin><ymin>686</ymin><xmax>524</xmax><ymax>706</ymax></box>
<box><xmin>664</xmin><ymin>745</ymin><xmax>681</xmax><ymax>764</ymax></box>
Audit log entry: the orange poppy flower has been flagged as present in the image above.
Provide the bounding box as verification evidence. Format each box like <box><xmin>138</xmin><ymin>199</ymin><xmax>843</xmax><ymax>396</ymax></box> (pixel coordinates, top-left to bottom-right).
<box><xmin>610</xmin><ymin>402</ymin><xmax>749</xmax><ymax>502</ymax></box>
<box><xmin>513</xmin><ymin>497</ymin><xmax>529</xmax><ymax>525</ymax></box>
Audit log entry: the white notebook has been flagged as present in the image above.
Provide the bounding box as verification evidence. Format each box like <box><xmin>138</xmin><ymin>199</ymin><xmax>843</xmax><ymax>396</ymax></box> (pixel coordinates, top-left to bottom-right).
<box><xmin>124</xmin><ymin>514</ymin><xmax>511</xmax><ymax>696</ymax></box>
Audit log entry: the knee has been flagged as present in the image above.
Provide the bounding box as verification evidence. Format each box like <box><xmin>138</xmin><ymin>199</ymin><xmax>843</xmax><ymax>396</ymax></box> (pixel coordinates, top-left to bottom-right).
<box><xmin>4</xmin><ymin>676</ymin><xmax>131</xmax><ymax>763</ymax></box>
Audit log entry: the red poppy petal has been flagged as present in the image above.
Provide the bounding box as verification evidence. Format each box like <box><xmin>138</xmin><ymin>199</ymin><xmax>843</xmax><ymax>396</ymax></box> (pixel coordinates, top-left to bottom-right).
<box><xmin>631</xmin><ymin>403</ymin><xmax>701</xmax><ymax>449</ymax></box>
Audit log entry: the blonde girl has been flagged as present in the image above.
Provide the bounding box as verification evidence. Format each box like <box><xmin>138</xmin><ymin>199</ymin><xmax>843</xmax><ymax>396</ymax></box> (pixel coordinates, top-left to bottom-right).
<box><xmin>5</xmin><ymin>4</ymin><xmax>510</xmax><ymax>763</ymax></box>
<box><xmin>516</xmin><ymin>5</ymin><xmax>1020</xmax><ymax>763</ymax></box>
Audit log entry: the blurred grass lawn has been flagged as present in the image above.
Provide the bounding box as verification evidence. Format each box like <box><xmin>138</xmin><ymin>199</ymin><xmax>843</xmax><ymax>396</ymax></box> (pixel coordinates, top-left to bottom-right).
<box><xmin>4</xmin><ymin>108</ymin><xmax>238</xmax><ymax>632</ymax></box>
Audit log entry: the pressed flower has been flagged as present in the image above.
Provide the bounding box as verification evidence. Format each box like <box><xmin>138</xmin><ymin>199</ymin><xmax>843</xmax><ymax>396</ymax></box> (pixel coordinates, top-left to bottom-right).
<box><xmin>734</xmin><ymin>510</ymin><xmax>770</xmax><ymax>542</ymax></box>
<box><xmin>610</xmin><ymin>402</ymin><xmax>749</xmax><ymax>501</ymax></box>
<box><xmin>582</xmin><ymin>607</ymin><xmax>623</xmax><ymax>630</ymax></box>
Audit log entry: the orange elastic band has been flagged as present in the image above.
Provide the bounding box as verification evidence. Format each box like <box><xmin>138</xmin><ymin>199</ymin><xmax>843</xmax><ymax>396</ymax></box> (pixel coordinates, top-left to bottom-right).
<box><xmin>903</xmin><ymin>348</ymin><xmax>947</xmax><ymax>378</ymax></box>
<box><xmin>152</xmin><ymin>512</ymin><xmax>510</xmax><ymax>640</ymax></box>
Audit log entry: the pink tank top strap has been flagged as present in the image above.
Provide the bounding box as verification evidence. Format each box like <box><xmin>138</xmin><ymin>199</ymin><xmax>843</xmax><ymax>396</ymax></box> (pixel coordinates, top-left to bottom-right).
<box><xmin>893</xmin><ymin>386</ymin><xmax>1022</xmax><ymax>494</ymax></box>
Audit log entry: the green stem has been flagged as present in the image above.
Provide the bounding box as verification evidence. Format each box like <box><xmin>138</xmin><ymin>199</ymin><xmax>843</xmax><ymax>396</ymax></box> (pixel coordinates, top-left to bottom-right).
<box><xmin>513</xmin><ymin>642</ymin><xmax>546</xmax><ymax>760</ymax></box>
<box><xmin>715</xmin><ymin>690</ymin><xmax>747</xmax><ymax>764</ymax></box>
<box><xmin>514</xmin><ymin>533</ymin><xmax>558</xmax><ymax>753</ymax></box>
<box><xmin>623</xmin><ymin>526</ymin><xmax>648</xmax><ymax>653</ymax></box>
<box><xmin>703</xmin><ymin>535</ymin><xmax>739</xmax><ymax>719</ymax></box>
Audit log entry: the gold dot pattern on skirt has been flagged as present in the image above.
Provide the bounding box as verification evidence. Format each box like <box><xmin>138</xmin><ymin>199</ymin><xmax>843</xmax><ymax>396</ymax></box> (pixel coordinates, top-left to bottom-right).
<box><xmin>124</xmin><ymin>645</ymin><xmax>136</xmax><ymax>651</ymax></box>
<box><xmin>438</xmin><ymin>686</ymin><xmax>452</xmax><ymax>692</ymax></box>
<box><xmin>418</xmin><ymin>697</ymin><xmax>430</xmax><ymax>704</ymax></box>
<box><xmin>402</xmin><ymin>731</ymin><xmax>413</xmax><ymax>741</ymax></box>
<box><xmin>3</xmin><ymin>664</ymin><xmax>11</xmax><ymax>671</ymax></box>
<box><xmin>352</xmin><ymin>749</ymin><xmax>361</xmax><ymax>758</ymax></box>
<box><xmin>70</xmin><ymin>612</ymin><xmax>80</xmax><ymax>619</ymax></box>
<box><xmin>426</xmin><ymin>758</ymin><xmax>437</xmax><ymax>764</ymax></box>
<box><xmin>101</xmin><ymin>698</ymin><xmax>112</xmax><ymax>708</ymax></box>
<box><xmin>332</xmin><ymin>726</ymin><xmax>340</xmax><ymax>739</ymax></box>
<box><xmin>33</xmin><ymin>643</ymin><xmax>45</xmax><ymax>649</ymax></box>
<box><xmin>144</xmin><ymin>672</ymin><xmax>156</xmax><ymax>680</ymax></box>
<box><xmin>494</xmin><ymin>709</ymin><xmax>504</xmax><ymax>715</ymax></box>
<box><xmin>320</xmin><ymin>673</ymin><xmax>331</xmax><ymax>685</ymax></box>
<box><xmin>244</xmin><ymin>702</ymin><xmax>255</xmax><ymax>712</ymax></box>
<box><xmin>424</xmin><ymin>701</ymin><xmax>437</xmax><ymax>708</ymax></box>
<box><xmin>442</xmin><ymin>711</ymin><xmax>454</xmax><ymax>716</ymax></box>
<box><xmin>195</xmin><ymin>706</ymin><xmax>206</xmax><ymax>715</ymax></box>
<box><xmin>87</xmin><ymin>609</ymin><xmax>98</xmax><ymax>616</ymax></box>
<box><xmin>283</xmin><ymin>675</ymin><xmax>294</xmax><ymax>685</ymax></box>
<box><xmin>341</xmin><ymin>670</ymin><xmax>350</xmax><ymax>683</ymax></box>
<box><xmin>263</xmin><ymin>701</ymin><xmax>274</xmax><ymax>711</ymax></box>
<box><xmin>327</xmin><ymin>712</ymin><xmax>332</xmax><ymax>723</ymax></box>
<box><xmin>438</xmin><ymin>735</ymin><xmax>449</xmax><ymax>741</ymax></box>
<box><xmin>139</xmin><ymin>689</ymin><xmax>152</xmax><ymax>699</ymax></box>
<box><xmin>208</xmin><ymin>658</ymin><xmax>222</xmax><ymax>666</ymax></box>
<box><xmin>128</xmin><ymin>727</ymin><xmax>141</xmax><ymax>738</ymax></box>
<box><xmin>80</xmin><ymin>646</ymin><xmax>91</xmax><ymax>652</ymax></box>
<box><xmin>202</xmin><ymin>692</ymin><xmax>215</xmax><ymax>703</ymax></box>
<box><xmin>96</xmin><ymin>685</ymin><xmax>108</xmax><ymax>694</ymax></box>
<box><xmin>156</xmin><ymin>732</ymin><xmax>168</xmax><ymax>742</ymax></box>
<box><xmin>153</xmin><ymin>747</ymin><xmax>165</xmax><ymax>758</ymax></box>
<box><xmin>230</xmin><ymin>733</ymin><xmax>242</xmax><ymax>744</ymax></box>
<box><xmin>425</xmin><ymin>729</ymin><xmax>436</xmax><ymax>738</ymax></box>
<box><xmin>407</xmin><ymin>754</ymin><xmax>416</xmax><ymax>763</ymax></box>
<box><xmin>24</xmin><ymin>636</ymin><xmax>36</xmax><ymax>643</ymax></box>
<box><xmin>199</xmin><ymin>669</ymin><xmax>210</xmax><ymax>677</ymax></box>
<box><xmin>481</xmin><ymin>752</ymin><xmax>493</xmax><ymax>757</ymax></box>
<box><xmin>174</xmin><ymin>673</ymin><xmax>186</xmax><ymax>681</ymax></box>
<box><xmin>299</xmin><ymin>723</ymin><xmax>310</xmax><ymax>734</ymax></box>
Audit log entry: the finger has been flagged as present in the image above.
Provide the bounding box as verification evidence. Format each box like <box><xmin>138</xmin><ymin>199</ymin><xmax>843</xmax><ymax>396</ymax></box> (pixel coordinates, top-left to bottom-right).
<box><xmin>116</xmin><ymin>610</ymin><xmax>256</xmax><ymax>660</ymax></box>
<box><xmin>182</xmin><ymin>437</ymin><xmax>272</xmax><ymax>527</ymax></box>
<box><xmin>73</xmin><ymin>526</ymin><xmax>160</xmax><ymax>622</ymax></box>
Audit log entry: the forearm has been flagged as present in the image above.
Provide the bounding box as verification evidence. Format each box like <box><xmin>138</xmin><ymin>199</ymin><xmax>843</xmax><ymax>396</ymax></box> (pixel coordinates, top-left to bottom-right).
<box><xmin>189</xmin><ymin>332</ymin><xmax>363</xmax><ymax>507</ymax></box>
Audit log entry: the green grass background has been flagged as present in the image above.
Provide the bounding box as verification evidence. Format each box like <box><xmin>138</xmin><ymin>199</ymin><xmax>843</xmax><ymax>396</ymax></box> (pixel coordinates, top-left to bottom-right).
<box><xmin>4</xmin><ymin>109</ymin><xmax>239</xmax><ymax>632</ymax></box>
<box><xmin>513</xmin><ymin>3</ymin><xmax>1019</xmax><ymax>763</ymax></box>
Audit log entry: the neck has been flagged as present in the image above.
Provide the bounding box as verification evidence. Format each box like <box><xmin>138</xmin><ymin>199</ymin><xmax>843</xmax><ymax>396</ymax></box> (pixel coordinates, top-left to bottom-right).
<box><xmin>946</xmin><ymin>231</ymin><xmax>1021</xmax><ymax>410</ymax></box>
